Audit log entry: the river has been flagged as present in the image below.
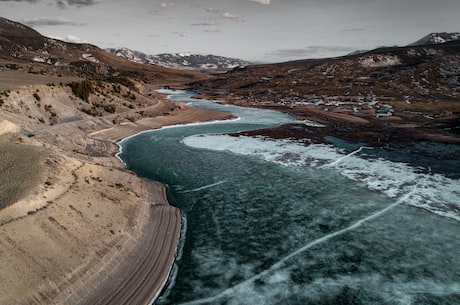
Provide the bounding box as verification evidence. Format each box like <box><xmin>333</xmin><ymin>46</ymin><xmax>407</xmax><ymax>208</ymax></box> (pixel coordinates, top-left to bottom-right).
<box><xmin>117</xmin><ymin>90</ymin><xmax>460</xmax><ymax>305</ymax></box>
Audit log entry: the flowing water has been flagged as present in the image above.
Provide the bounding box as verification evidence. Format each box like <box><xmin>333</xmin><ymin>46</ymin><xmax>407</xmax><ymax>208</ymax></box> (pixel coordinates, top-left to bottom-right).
<box><xmin>117</xmin><ymin>90</ymin><xmax>460</xmax><ymax>305</ymax></box>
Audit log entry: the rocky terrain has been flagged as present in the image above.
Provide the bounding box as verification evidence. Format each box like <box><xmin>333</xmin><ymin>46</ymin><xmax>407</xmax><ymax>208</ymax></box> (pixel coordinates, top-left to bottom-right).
<box><xmin>192</xmin><ymin>36</ymin><xmax>460</xmax><ymax>146</ymax></box>
<box><xmin>107</xmin><ymin>47</ymin><xmax>250</xmax><ymax>72</ymax></box>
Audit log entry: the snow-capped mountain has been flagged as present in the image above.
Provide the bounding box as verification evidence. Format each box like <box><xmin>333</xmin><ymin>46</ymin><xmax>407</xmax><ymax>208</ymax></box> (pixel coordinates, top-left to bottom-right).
<box><xmin>409</xmin><ymin>32</ymin><xmax>460</xmax><ymax>46</ymax></box>
<box><xmin>106</xmin><ymin>47</ymin><xmax>250</xmax><ymax>71</ymax></box>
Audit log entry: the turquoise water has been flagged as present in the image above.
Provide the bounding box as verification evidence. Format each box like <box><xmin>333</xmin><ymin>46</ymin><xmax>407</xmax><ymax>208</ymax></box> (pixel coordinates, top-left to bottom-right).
<box><xmin>118</xmin><ymin>90</ymin><xmax>460</xmax><ymax>305</ymax></box>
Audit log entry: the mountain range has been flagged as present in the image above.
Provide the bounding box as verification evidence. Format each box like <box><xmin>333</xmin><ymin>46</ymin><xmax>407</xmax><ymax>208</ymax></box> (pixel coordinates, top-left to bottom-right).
<box><xmin>106</xmin><ymin>48</ymin><xmax>250</xmax><ymax>72</ymax></box>
<box><xmin>409</xmin><ymin>32</ymin><xmax>460</xmax><ymax>46</ymax></box>
<box><xmin>194</xmin><ymin>36</ymin><xmax>460</xmax><ymax>104</ymax></box>
<box><xmin>347</xmin><ymin>32</ymin><xmax>460</xmax><ymax>56</ymax></box>
<box><xmin>107</xmin><ymin>33</ymin><xmax>460</xmax><ymax>71</ymax></box>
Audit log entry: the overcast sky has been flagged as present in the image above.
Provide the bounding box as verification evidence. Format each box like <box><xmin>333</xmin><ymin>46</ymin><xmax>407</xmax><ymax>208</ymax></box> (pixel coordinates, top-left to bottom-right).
<box><xmin>0</xmin><ymin>0</ymin><xmax>459</xmax><ymax>62</ymax></box>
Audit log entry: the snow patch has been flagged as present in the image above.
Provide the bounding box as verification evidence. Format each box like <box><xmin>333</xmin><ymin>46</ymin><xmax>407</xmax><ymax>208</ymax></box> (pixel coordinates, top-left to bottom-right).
<box><xmin>81</xmin><ymin>53</ymin><xmax>99</xmax><ymax>63</ymax></box>
<box><xmin>33</xmin><ymin>56</ymin><xmax>55</xmax><ymax>65</ymax></box>
<box><xmin>33</xmin><ymin>56</ymin><xmax>47</xmax><ymax>63</ymax></box>
<box><xmin>359</xmin><ymin>55</ymin><xmax>401</xmax><ymax>68</ymax></box>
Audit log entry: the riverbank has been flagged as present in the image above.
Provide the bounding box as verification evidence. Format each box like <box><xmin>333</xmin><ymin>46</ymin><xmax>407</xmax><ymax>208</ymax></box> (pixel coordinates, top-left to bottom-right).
<box><xmin>0</xmin><ymin>83</ymin><xmax>233</xmax><ymax>304</ymax></box>
<box><xmin>195</xmin><ymin>92</ymin><xmax>460</xmax><ymax>146</ymax></box>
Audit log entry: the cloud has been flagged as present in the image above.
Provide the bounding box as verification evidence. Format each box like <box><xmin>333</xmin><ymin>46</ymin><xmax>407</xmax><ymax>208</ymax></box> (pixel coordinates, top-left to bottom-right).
<box><xmin>24</xmin><ymin>17</ymin><xmax>84</xmax><ymax>26</ymax></box>
<box><xmin>66</xmin><ymin>0</ymin><xmax>102</xmax><ymax>5</ymax></box>
<box><xmin>46</xmin><ymin>35</ymin><xmax>62</xmax><ymax>41</ymax></box>
<box><xmin>342</xmin><ymin>28</ymin><xmax>366</xmax><ymax>33</ymax></box>
<box><xmin>0</xmin><ymin>0</ymin><xmax>39</xmax><ymax>2</ymax></box>
<box><xmin>222</xmin><ymin>12</ymin><xmax>238</xmax><ymax>19</ymax></box>
<box><xmin>149</xmin><ymin>9</ymin><xmax>166</xmax><ymax>16</ymax></box>
<box><xmin>56</xmin><ymin>0</ymin><xmax>103</xmax><ymax>8</ymax></box>
<box><xmin>174</xmin><ymin>32</ymin><xmax>187</xmax><ymax>37</ymax></box>
<box><xmin>65</xmin><ymin>34</ymin><xmax>85</xmax><ymax>43</ymax></box>
<box><xmin>205</xmin><ymin>7</ymin><xmax>219</xmax><ymax>13</ymax></box>
<box><xmin>250</xmin><ymin>0</ymin><xmax>270</xmax><ymax>4</ymax></box>
<box><xmin>159</xmin><ymin>2</ymin><xmax>174</xmax><ymax>8</ymax></box>
<box><xmin>266</xmin><ymin>46</ymin><xmax>356</xmax><ymax>59</ymax></box>
<box><xmin>191</xmin><ymin>21</ymin><xmax>218</xmax><ymax>26</ymax></box>
<box><xmin>47</xmin><ymin>33</ymin><xmax>86</xmax><ymax>43</ymax></box>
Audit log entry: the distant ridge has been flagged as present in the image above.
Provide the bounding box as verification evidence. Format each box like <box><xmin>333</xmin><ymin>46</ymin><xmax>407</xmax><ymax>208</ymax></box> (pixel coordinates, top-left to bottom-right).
<box><xmin>0</xmin><ymin>16</ymin><xmax>207</xmax><ymax>84</ymax></box>
<box><xmin>409</xmin><ymin>32</ymin><xmax>460</xmax><ymax>46</ymax></box>
<box><xmin>192</xmin><ymin>34</ymin><xmax>460</xmax><ymax>118</ymax></box>
<box><xmin>107</xmin><ymin>47</ymin><xmax>250</xmax><ymax>72</ymax></box>
<box><xmin>0</xmin><ymin>16</ymin><xmax>48</xmax><ymax>56</ymax></box>
<box><xmin>346</xmin><ymin>33</ymin><xmax>460</xmax><ymax>57</ymax></box>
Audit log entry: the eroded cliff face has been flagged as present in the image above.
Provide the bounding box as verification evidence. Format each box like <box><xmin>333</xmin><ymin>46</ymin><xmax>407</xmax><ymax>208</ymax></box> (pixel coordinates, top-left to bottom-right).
<box><xmin>0</xmin><ymin>78</ymin><xmax>152</xmax><ymax>304</ymax></box>
<box><xmin>0</xmin><ymin>16</ymin><xmax>219</xmax><ymax>305</ymax></box>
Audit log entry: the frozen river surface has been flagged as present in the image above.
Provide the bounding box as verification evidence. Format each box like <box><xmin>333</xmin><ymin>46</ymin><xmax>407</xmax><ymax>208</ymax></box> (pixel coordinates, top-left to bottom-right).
<box><xmin>118</xmin><ymin>90</ymin><xmax>460</xmax><ymax>305</ymax></box>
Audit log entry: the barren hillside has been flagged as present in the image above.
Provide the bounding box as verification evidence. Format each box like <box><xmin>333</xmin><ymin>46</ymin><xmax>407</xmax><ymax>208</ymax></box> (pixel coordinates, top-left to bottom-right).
<box><xmin>192</xmin><ymin>40</ymin><xmax>460</xmax><ymax>145</ymax></box>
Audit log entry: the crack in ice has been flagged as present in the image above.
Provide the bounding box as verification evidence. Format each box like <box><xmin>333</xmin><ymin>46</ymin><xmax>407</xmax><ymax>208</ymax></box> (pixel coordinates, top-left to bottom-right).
<box><xmin>179</xmin><ymin>180</ymin><xmax>227</xmax><ymax>193</ymax></box>
<box><xmin>320</xmin><ymin>146</ymin><xmax>373</xmax><ymax>169</ymax></box>
<box><xmin>180</xmin><ymin>180</ymin><xmax>420</xmax><ymax>305</ymax></box>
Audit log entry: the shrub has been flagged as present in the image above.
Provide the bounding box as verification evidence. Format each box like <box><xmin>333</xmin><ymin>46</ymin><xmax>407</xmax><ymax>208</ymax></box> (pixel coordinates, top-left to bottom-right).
<box><xmin>105</xmin><ymin>76</ymin><xmax>135</xmax><ymax>91</ymax></box>
<box><xmin>6</xmin><ymin>63</ymin><xmax>18</xmax><ymax>70</ymax></box>
<box><xmin>112</xmin><ymin>84</ymin><xmax>121</xmax><ymax>94</ymax></box>
<box><xmin>70</xmin><ymin>80</ymin><xmax>92</xmax><ymax>102</ymax></box>
<box><xmin>80</xmin><ymin>107</ymin><xmax>97</xmax><ymax>116</ymax></box>
<box><xmin>103</xmin><ymin>104</ymin><xmax>116</xmax><ymax>113</ymax></box>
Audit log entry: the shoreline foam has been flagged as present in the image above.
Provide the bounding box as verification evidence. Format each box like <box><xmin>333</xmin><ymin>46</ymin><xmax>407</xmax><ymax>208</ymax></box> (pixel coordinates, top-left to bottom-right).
<box><xmin>183</xmin><ymin>134</ymin><xmax>460</xmax><ymax>222</ymax></box>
